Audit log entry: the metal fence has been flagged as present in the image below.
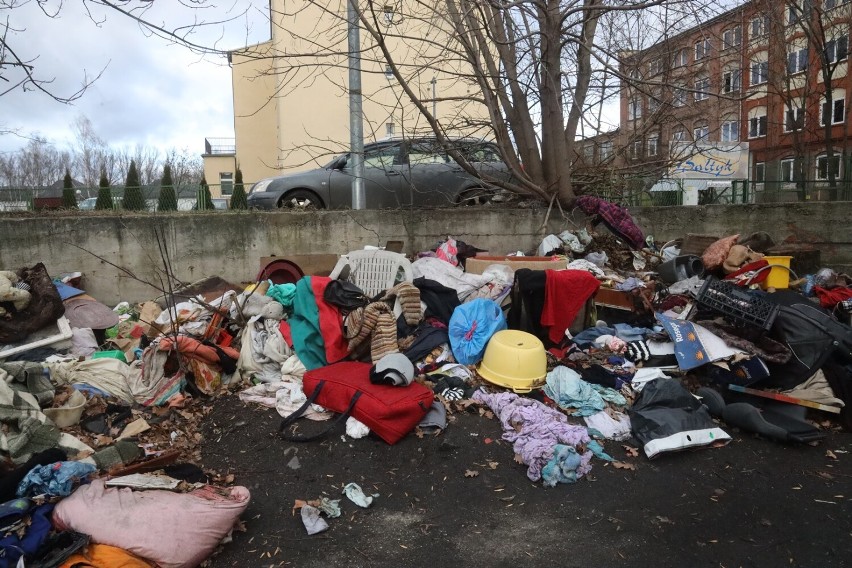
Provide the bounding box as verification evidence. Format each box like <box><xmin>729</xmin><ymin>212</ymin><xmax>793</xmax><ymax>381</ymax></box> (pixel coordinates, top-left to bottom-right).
<box><xmin>0</xmin><ymin>184</ymin><xmax>235</xmax><ymax>212</ymax></box>
<box><xmin>590</xmin><ymin>177</ymin><xmax>852</xmax><ymax>207</ymax></box>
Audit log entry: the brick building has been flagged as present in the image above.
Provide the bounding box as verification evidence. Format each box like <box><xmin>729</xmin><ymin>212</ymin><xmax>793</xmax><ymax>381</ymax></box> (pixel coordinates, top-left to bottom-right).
<box><xmin>589</xmin><ymin>0</ymin><xmax>852</xmax><ymax>201</ymax></box>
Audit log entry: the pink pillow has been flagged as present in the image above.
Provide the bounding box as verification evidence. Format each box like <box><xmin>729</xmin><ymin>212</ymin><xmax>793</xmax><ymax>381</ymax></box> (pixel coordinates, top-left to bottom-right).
<box><xmin>53</xmin><ymin>480</ymin><xmax>250</xmax><ymax>568</ymax></box>
<box><xmin>702</xmin><ymin>234</ymin><xmax>739</xmax><ymax>271</ymax></box>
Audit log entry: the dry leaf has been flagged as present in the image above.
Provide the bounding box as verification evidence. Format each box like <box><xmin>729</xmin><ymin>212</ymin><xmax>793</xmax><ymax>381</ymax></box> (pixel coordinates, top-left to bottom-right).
<box><xmin>622</xmin><ymin>445</ymin><xmax>639</xmax><ymax>458</ymax></box>
<box><xmin>513</xmin><ymin>454</ymin><xmax>524</xmax><ymax>464</ymax></box>
<box><xmin>415</xmin><ymin>427</ymin><xmax>425</xmax><ymax>439</ymax></box>
<box><xmin>464</xmin><ymin>469</ymin><xmax>480</xmax><ymax>478</ymax></box>
<box><xmin>487</xmin><ymin>461</ymin><xmax>499</xmax><ymax>470</ymax></box>
<box><xmin>224</xmin><ymin>474</ymin><xmax>235</xmax><ymax>484</ymax></box>
<box><xmin>826</xmin><ymin>450</ymin><xmax>838</xmax><ymax>460</ymax></box>
<box><xmin>818</xmin><ymin>471</ymin><xmax>835</xmax><ymax>480</ymax></box>
<box><xmin>483</xmin><ymin>410</ymin><xmax>494</xmax><ymax>420</ymax></box>
<box><xmin>612</xmin><ymin>461</ymin><xmax>637</xmax><ymax>470</ymax></box>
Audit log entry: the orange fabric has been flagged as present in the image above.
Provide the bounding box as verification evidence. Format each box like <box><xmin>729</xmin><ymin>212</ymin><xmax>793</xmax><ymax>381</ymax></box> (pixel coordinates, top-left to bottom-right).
<box><xmin>158</xmin><ymin>334</ymin><xmax>239</xmax><ymax>364</ymax></box>
<box><xmin>59</xmin><ymin>543</ymin><xmax>153</xmax><ymax>568</ymax></box>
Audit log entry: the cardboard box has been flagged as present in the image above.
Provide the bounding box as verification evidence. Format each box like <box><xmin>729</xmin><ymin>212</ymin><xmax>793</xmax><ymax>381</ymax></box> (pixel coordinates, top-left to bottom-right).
<box><xmin>465</xmin><ymin>256</ymin><xmax>567</xmax><ymax>275</ymax></box>
<box><xmin>595</xmin><ymin>287</ymin><xmax>636</xmax><ymax>311</ymax></box>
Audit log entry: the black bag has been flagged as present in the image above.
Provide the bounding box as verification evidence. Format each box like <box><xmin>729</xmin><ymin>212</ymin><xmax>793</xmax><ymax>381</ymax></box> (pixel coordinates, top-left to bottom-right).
<box><xmin>762</xmin><ymin>291</ymin><xmax>852</xmax><ymax>390</ymax></box>
<box><xmin>0</xmin><ymin>263</ymin><xmax>65</xmax><ymax>344</ymax></box>
<box><xmin>323</xmin><ymin>280</ymin><xmax>370</xmax><ymax>313</ymax></box>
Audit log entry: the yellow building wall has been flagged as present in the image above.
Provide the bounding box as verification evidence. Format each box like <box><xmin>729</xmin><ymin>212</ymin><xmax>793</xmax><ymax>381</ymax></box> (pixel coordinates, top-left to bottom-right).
<box><xmin>231</xmin><ymin>1</ymin><xmax>491</xmax><ymax>184</ymax></box>
<box><xmin>202</xmin><ymin>155</ymin><xmax>236</xmax><ymax>197</ymax></box>
<box><xmin>231</xmin><ymin>40</ymin><xmax>281</xmax><ymax>185</ymax></box>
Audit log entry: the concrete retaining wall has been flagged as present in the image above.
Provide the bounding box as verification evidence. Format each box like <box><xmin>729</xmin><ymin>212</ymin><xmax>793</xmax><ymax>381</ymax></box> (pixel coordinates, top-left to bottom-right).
<box><xmin>0</xmin><ymin>202</ymin><xmax>849</xmax><ymax>304</ymax></box>
<box><xmin>630</xmin><ymin>202</ymin><xmax>852</xmax><ymax>274</ymax></box>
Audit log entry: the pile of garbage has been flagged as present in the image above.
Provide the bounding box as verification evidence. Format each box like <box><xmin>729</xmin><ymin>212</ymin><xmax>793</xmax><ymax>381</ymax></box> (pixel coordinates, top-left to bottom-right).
<box><xmin>1</xmin><ymin>198</ymin><xmax>851</xmax><ymax>562</ymax></box>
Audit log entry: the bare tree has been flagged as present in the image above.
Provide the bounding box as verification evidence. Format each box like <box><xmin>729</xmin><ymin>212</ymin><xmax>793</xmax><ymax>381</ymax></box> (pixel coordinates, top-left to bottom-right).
<box><xmin>253</xmin><ymin>1</ymin><xmax>727</xmax><ymax>205</ymax></box>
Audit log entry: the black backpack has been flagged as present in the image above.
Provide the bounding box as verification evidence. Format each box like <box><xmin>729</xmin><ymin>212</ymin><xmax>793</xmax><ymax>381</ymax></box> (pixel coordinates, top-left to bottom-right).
<box><xmin>762</xmin><ymin>290</ymin><xmax>852</xmax><ymax>390</ymax></box>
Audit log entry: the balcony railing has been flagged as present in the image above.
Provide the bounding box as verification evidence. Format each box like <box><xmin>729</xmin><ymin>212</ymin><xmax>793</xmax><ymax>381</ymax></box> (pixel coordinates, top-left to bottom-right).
<box><xmin>204</xmin><ymin>138</ymin><xmax>236</xmax><ymax>155</ymax></box>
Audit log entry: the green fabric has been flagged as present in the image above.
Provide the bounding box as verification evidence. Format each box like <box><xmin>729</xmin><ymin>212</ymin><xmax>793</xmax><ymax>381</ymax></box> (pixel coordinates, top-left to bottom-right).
<box><xmin>266</xmin><ymin>283</ymin><xmax>297</xmax><ymax>308</ymax></box>
<box><xmin>91</xmin><ymin>440</ymin><xmax>143</xmax><ymax>470</ymax></box>
<box><xmin>289</xmin><ymin>277</ymin><xmax>327</xmax><ymax>371</ymax></box>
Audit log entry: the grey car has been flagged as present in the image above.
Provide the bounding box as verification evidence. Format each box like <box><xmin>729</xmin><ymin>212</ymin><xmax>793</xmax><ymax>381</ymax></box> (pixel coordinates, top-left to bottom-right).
<box><xmin>246</xmin><ymin>138</ymin><xmax>514</xmax><ymax>210</ymax></box>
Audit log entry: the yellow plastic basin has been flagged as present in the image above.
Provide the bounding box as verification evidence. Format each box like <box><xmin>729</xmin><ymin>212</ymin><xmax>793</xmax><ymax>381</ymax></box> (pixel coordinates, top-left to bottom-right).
<box><xmin>477</xmin><ymin>330</ymin><xmax>547</xmax><ymax>393</ymax></box>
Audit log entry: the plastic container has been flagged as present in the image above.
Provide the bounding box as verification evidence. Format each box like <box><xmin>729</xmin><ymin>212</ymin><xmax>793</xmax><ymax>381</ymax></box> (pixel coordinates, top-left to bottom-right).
<box><xmin>761</xmin><ymin>256</ymin><xmax>793</xmax><ymax>290</ymax></box>
<box><xmin>92</xmin><ymin>350</ymin><xmax>128</xmax><ymax>364</ymax></box>
<box><xmin>696</xmin><ymin>277</ymin><xmax>779</xmax><ymax>331</ymax></box>
<box><xmin>658</xmin><ymin>255</ymin><xmax>705</xmax><ymax>284</ymax></box>
<box><xmin>477</xmin><ymin>330</ymin><xmax>547</xmax><ymax>393</ymax></box>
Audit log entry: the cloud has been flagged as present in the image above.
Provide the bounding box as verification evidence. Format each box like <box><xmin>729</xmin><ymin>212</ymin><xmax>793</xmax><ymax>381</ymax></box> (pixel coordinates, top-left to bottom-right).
<box><xmin>0</xmin><ymin>1</ymin><xmax>268</xmax><ymax>155</ymax></box>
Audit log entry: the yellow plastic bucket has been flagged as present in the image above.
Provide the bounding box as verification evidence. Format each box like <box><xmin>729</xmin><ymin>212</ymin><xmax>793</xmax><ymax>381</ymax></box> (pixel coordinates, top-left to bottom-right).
<box><xmin>762</xmin><ymin>256</ymin><xmax>792</xmax><ymax>289</ymax></box>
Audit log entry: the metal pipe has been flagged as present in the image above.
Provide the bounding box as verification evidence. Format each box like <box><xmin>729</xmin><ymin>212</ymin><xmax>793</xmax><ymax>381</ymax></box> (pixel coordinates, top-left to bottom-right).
<box><xmin>348</xmin><ymin>0</ymin><xmax>366</xmax><ymax>209</ymax></box>
<box><xmin>431</xmin><ymin>76</ymin><xmax>437</xmax><ymax>118</ymax></box>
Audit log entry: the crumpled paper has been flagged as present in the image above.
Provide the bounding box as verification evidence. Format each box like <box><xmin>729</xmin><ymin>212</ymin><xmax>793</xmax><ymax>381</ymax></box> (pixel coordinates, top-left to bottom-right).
<box><xmin>343</xmin><ymin>482</ymin><xmax>379</xmax><ymax>508</ymax></box>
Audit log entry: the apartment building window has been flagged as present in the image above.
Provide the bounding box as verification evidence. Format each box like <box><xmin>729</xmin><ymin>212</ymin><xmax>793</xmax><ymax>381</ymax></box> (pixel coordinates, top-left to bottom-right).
<box><xmin>694</xmin><ymin>123</ymin><xmax>709</xmax><ymax>141</ymax></box>
<box><xmin>600</xmin><ymin>141</ymin><xmax>613</xmax><ymax>161</ymax></box>
<box><xmin>784</xmin><ymin>107</ymin><xmax>804</xmax><ymax>132</ymax></box>
<box><xmin>220</xmin><ymin>172</ymin><xmax>233</xmax><ymax>196</ymax></box>
<box><xmin>673</xmin><ymin>48</ymin><xmax>689</xmax><ymax>68</ymax></box>
<box><xmin>628</xmin><ymin>67</ymin><xmax>640</xmax><ymax>80</ymax></box>
<box><xmin>754</xmin><ymin>162</ymin><xmax>765</xmax><ymax>182</ymax></box>
<box><xmin>584</xmin><ymin>144</ymin><xmax>595</xmax><ymax>161</ymax></box>
<box><xmin>826</xmin><ymin>0</ymin><xmax>851</xmax><ymax>9</ymax></box>
<box><xmin>671</xmin><ymin>128</ymin><xmax>686</xmax><ymax>143</ymax></box>
<box><xmin>647</xmin><ymin>134</ymin><xmax>659</xmax><ymax>157</ymax></box>
<box><xmin>787</xmin><ymin>1</ymin><xmax>811</xmax><ymax>25</ymax></box>
<box><xmin>649</xmin><ymin>57</ymin><xmax>663</xmax><ymax>76</ymax></box>
<box><xmin>694</xmin><ymin>38</ymin><xmax>711</xmax><ymax>61</ymax></box>
<box><xmin>694</xmin><ymin>76</ymin><xmax>710</xmax><ymax>101</ymax></box>
<box><xmin>825</xmin><ymin>34</ymin><xmax>848</xmax><ymax>64</ymax></box>
<box><xmin>649</xmin><ymin>90</ymin><xmax>662</xmax><ymax>114</ymax></box>
<box><xmin>780</xmin><ymin>158</ymin><xmax>797</xmax><ymax>182</ymax></box>
<box><xmin>822</xmin><ymin>90</ymin><xmax>846</xmax><ymax>125</ymax></box>
<box><xmin>628</xmin><ymin>97</ymin><xmax>642</xmax><ymax>120</ymax></box>
<box><xmin>722</xmin><ymin>26</ymin><xmax>741</xmax><ymax>50</ymax></box>
<box><xmin>673</xmin><ymin>84</ymin><xmax>687</xmax><ymax>107</ymax></box>
<box><xmin>750</xmin><ymin>16</ymin><xmax>768</xmax><ymax>38</ymax></box>
<box><xmin>630</xmin><ymin>140</ymin><xmax>643</xmax><ymax>159</ymax></box>
<box><xmin>721</xmin><ymin>119</ymin><xmax>740</xmax><ymax>142</ymax></box>
<box><xmin>748</xmin><ymin>107</ymin><xmax>767</xmax><ymax>138</ymax></box>
<box><xmin>817</xmin><ymin>154</ymin><xmax>842</xmax><ymax>180</ymax></box>
<box><xmin>386</xmin><ymin>122</ymin><xmax>395</xmax><ymax>137</ymax></box>
<box><xmin>788</xmin><ymin>47</ymin><xmax>808</xmax><ymax>74</ymax></box>
<box><xmin>383</xmin><ymin>5</ymin><xmax>395</xmax><ymax>24</ymax></box>
<box><xmin>723</xmin><ymin>68</ymin><xmax>741</xmax><ymax>93</ymax></box>
<box><xmin>750</xmin><ymin>54</ymin><xmax>768</xmax><ymax>86</ymax></box>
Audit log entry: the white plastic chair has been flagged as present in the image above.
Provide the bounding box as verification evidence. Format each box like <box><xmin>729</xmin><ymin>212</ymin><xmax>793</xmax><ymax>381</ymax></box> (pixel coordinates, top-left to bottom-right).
<box><xmin>329</xmin><ymin>250</ymin><xmax>413</xmax><ymax>298</ymax></box>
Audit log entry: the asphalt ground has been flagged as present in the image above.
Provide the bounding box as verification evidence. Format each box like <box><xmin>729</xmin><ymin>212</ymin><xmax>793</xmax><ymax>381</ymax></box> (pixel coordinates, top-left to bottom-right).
<box><xmin>201</xmin><ymin>393</ymin><xmax>852</xmax><ymax>568</ymax></box>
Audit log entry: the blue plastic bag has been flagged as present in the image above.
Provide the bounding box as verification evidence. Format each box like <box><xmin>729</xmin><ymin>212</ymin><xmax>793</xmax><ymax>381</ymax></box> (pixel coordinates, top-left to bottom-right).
<box><xmin>448</xmin><ymin>299</ymin><xmax>507</xmax><ymax>365</ymax></box>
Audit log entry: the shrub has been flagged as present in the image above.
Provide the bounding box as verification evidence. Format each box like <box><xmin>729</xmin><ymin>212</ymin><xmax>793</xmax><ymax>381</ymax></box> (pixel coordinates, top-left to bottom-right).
<box><xmin>230</xmin><ymin>168</ymin><xmax>248</xmax><ymax>210</ymax></box>
<box><xmin>95</xmin><ymin>169</ymin><xmax>113</xmax><ymax>210</ymax></box>
<box><xmin>123</xmin><ymin>160</ymin><xmax>146</xmax><ymax>211</ymax></box>
<box><xmin>197</xmin><ymin>174</ymin><xmax>214</xmax><ymax>210</ymax></box>
<box><xmin>158</xmin><ymin>164</ymin><xmax>178</xmax><ymax>211</ymax></box>
<box><xmin>62</xmin><ymin>169</ymin><xmax>77</xmax><ymax>209</ymax></box>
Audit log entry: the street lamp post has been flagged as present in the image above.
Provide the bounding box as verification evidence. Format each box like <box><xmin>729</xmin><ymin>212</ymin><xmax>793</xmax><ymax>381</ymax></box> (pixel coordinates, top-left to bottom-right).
<box><xmin>348</xmin><ymin>0</ymin><xmax>366</xmax><ymax>209</ymax></box>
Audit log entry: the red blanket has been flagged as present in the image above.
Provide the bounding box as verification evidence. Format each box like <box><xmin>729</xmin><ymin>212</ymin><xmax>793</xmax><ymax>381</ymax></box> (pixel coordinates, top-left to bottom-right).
<box><xmin>541</xmin><ymin>270</ymin><xmax>601</xmax><ymax>344</ymax></box>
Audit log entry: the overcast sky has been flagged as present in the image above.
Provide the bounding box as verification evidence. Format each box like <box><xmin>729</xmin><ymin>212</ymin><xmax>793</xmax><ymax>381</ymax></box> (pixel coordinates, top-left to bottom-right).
<box><xmin>1</xmin><ymin>1</ymin><xmax>269</xmax><ymax>155</ymax></box>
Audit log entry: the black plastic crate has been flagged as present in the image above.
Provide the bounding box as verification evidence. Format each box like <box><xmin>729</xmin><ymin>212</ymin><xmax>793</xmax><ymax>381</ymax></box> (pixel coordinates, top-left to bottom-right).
<box><xmin>695</xmin><ymin>277</ymin><xmax>779</xmax><ymax>332</ymax></box>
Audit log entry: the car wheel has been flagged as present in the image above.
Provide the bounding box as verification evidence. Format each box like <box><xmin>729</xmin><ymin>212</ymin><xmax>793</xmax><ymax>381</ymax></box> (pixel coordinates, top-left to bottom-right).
<box><xmin>278</xmin><ymin>190</ymin><xmax>324</xmax><ymax>210</ymax></box>
<box><xmin>455</xmin><ymin>187</ymin><xmax>496</xmax><ymax>206</ymax></box>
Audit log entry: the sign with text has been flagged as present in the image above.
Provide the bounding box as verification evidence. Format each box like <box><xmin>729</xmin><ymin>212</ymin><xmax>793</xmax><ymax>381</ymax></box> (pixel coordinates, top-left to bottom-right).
<box><xmin>669</xmin><ymin>143</ymin><xmax>749</xmax><ymax>179</ymax></box>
